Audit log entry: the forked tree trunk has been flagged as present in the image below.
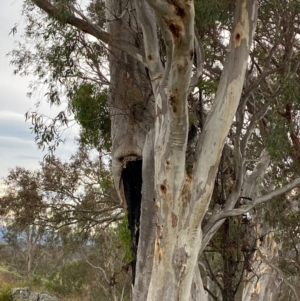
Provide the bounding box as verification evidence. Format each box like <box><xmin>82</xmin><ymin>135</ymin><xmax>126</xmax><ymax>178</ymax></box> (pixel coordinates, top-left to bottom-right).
<box><xmin>105</xmin><ymin>0</ymin><xmax>258</xmax><ymax>299</ymax></box>
<box><xmin>138</xmin><ymin>1</ymin><xmax>257</xmax><ymax>300</ymax></box>
<box><xmin>29</xmin><ymin>0</ymin><xmax>258</xmax><ymax>300</ymax></box>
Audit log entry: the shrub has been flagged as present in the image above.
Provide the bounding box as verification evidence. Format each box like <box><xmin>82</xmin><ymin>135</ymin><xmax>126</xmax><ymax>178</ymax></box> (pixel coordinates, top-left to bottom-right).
<box><xmin>0</xmin><ymin>284</ymin><xmax>12</xmax><ymax>301</ymax></box>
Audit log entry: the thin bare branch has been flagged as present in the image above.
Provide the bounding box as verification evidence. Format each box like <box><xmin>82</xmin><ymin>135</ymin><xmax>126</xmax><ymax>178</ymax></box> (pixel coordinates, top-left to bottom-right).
<box><xmin>241</xmin><ymin>102</ymin><xmax>270</xmax><ymax>154</ymax></box>
<box><xmin>243</xmin><ymin>68</ymin><xmax>281</xmax><ymax>98</ymax></box>
<box><xmin>205</xmin><ymin>177</ymin><xmax>300</xmax><ymax>235</ymax></box>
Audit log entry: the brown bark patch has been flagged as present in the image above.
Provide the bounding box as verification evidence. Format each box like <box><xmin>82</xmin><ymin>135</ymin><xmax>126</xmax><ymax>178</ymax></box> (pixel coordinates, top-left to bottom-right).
<box><xmin>234</xmin><ymin>22</ymin><xmax>243</xmax><ymax>47</ymax></box>
<box><xmin>154</xmin><ymin>239</ymin><xmax>164</xmax><ymax>263</ymax></box>
<box><xmin>163</xmin><ymin>11</ymin><xmax>183</xmax><ymax>39</ymax></box>
<box><xmin>177</xmin><ymin>59</ymin><xmax>188</xmax><ymax>73</ymax></box>
<box><xmin>168</xmin><ymin>23</ymin><xmax>182</xmax><ymax>38</ymax></box>
<box><xmin>174</xmin><ymin>5</ymin><xmax>185</xmax><ymax>18</ymax></box>
<box><xmin>181</xmin><ymin>176</ymin><xmax>192</xmax><ymax>207</ymax></box>
<box><xmin>170</xmin><ymin>1</ymin><xmax>186</xmax><ymax>18</ymax></box>
<box><xmin>177</xmin><ymin>63</ymin><xmax>184</xmax><ymax>72</ymax></box>
<box><xmin>171</xmin><ymin>212</ymin><xmax>178</xmax><ymax>227</ymax></box>
<box><xmin>158</xmin><ymin>246</ymin><xmax>165</xmax><ymax>263</ymax></box>
<box><xmin>169</xmin><ymin>95</ymin><xmax>178</xmax><ymax>113</ymax></box>
<box><xmin>148</xmin><ymin>54</ymin><xmax>152</xmax><ymax>60</ymax></box>
<box><xmin>160</xmin><ymin>183</ymin><xmax>167</xmax><ymax>194</ymax></box>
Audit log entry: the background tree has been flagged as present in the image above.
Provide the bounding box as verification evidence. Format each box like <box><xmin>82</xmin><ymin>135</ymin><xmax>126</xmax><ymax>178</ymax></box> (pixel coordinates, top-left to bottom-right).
<box><xmin>0</xmin><ymin>146</ymin><xmax>132</xmax><ymax>300</ymax></box>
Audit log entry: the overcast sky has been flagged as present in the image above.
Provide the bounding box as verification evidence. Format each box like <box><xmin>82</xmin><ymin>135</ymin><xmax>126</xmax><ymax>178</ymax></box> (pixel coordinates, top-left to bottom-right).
<box><xmin>0</xmin><ymin>0</ymin><xmax>79</xmax><ymax>180</ymax></box>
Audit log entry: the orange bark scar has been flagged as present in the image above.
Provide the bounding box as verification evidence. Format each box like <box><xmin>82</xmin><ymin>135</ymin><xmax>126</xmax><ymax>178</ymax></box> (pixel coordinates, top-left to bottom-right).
<box><xmin>171</xmin><ymin>212</ymin><xmax>178</xmax><ymax>227</ymax></box>
<box><xmin>181</xmin><ymin>177</ymin><xmax>191</xmax><ymax>207</ymax></box>
<box><xmin>160</xmin><ymin>180</ymin><xmax>167</xmax><ymax>194</ymax></box>
<box><xmin>169</xmin><ymin>95</ymin><xmax>178</xmax><ymax>113</ymax></box>
<box><xmin>234</xmin><ymin>22</ymin><xmax>244</xmax><ymax>47</ymax></box>
<box><xmin>169</xmin><ymin>23</ymin><xmax>182</xmax><ymax>38</ymax></box>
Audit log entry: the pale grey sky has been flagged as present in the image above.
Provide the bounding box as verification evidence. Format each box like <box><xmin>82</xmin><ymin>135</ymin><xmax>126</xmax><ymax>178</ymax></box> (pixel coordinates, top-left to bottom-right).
<box><xmin>0</xmin><ymin>0</ymin><xmax>79</xmax><ymax>179</ymax></box>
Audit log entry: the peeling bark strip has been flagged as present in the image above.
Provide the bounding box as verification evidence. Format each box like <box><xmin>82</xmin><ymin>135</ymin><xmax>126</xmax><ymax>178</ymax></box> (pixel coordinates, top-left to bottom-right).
<box><xmin>121</xmin><ymin>159</ymin><xmax>143</xmax><ymax>284</ymax></box>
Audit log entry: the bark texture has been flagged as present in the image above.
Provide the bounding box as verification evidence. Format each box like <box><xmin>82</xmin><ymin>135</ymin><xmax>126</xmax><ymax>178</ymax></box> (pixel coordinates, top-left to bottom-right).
<box><xmin>105</xmin><ymin>0</ymin><xmax>153</xmax><ymax>187</ymax></box>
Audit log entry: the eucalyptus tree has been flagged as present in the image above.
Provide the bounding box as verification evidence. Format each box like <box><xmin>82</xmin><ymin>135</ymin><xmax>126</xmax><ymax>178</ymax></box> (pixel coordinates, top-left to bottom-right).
<box><xmin>0</xmin><ymin>146</ymin><xmax>120</xmax><ymax>232</ymax></box>
<box><xmin>0</xmin><ymin>167</ymin><xmax>46</xmax><ymax>277</ymax></box>
<box><xmin>0</xmin><ymin>147</ymin><xmax>129</xmax><ymax>298</ymax></box>
<box><xmin>10</xmin><ymin>0</ymin><xmax>300</xmax><ymax>300</ymax></box>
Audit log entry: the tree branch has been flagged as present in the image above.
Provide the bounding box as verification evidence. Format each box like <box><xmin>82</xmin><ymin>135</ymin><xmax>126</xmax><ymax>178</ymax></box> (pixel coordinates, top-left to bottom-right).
<box><xmin>240</xmin><ymin>103</ymin><xmax>270</xmax><ymax>154</ymax></box>
<box><xmin>134</xmin><ymin>0</ymin><xmax>164</xmax><ymax>80</ymax></box>
<box><xmin>30</xmin><ymin>0</ymin><xmax>146</xmax><ymax>65</ymax></box>
<box><xmin>243</xmin><ymin>68</ymin><xmax>281</xmax><ymax>98</ymax></box>
<box><xmin>205</xmin><ymin>177</ymin><xmax>300</xmax><ymax>235</ymax></box>
<box><xmin>191</xmin><ymin>0</ymin><xmax>258</xmax><ymax>224</ymax></box>
<box><xmin>144</xmin><ymin>0</ymin><xmax>174</xmax><ymax>17</ymax></box>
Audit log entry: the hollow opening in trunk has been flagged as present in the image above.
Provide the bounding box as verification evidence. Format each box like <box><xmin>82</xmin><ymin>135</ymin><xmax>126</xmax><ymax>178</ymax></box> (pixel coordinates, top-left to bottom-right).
<box><xmin>121</xmin><ymin>158</ymin><xmax>143</xmax><ymax>284</ymax></box>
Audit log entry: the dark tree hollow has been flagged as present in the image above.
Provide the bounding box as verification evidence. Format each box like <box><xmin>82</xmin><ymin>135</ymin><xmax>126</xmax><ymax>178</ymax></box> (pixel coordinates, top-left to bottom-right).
<box><xmin>121</xmin><ymin>159</ymin><xmax>143</xmax><ymax>284</ymax></box>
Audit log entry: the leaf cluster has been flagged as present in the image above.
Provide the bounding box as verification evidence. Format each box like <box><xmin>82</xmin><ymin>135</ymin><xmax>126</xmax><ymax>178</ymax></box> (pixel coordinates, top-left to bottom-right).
<box><xmin>117</xmin><ymin>215</ymin><xmax>134</xmax><ymax>264</ymax></box>
<box><xmin>70</xmin><ymin>83</ymin><xmax>111</xmax><ymax>150</ymax></box>
<box><xmin>10</xmin><ymin>1</ymin><xmax>109</xmax><ymax>154</ymax></box>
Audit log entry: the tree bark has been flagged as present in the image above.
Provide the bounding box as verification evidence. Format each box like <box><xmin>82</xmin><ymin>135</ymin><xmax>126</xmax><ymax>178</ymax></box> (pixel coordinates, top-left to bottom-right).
<box><xmin>242</xmin><ymin>223</ymin><xmax>284</xmax><ymax>301</ymax></box>
<box><xmin>105</xmin><ymin>0</ymin><xmax>155</xmax><ymax>284</ymax></box>
<box><xmin>133</xmin><ymin>129</ymin><xmax>156</xmax><ymax>301</ymax></box>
